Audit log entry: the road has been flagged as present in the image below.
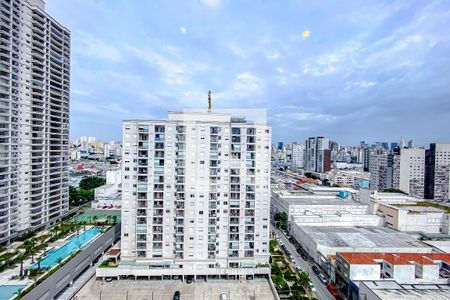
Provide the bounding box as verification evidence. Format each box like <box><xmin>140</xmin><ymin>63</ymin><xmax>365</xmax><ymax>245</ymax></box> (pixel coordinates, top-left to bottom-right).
<box><xmin>271</xmin><ymin>225</ymin><xmax>335</xmax><ymax>300</ymax></box>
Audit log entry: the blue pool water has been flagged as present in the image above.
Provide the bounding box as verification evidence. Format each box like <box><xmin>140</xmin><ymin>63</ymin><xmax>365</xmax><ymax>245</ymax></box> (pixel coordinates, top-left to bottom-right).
<box><xmin>31</xmin><ymin>228</ymin><xmax>103</xmax><ymax>270</ymax></box>
<box><xmin>0</xmin><ymin>285</ymin><xmax>26</xmax><ymax>300</ymax></box>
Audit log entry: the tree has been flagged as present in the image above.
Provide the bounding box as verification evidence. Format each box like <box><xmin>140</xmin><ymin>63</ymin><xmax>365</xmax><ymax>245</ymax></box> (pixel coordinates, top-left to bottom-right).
<box><xmin>92</xmin><ymin>215</ymin><xmax>98</xmax><ymax>225</ymax></box>
<box><xmin>56</xmin><ymin>257</ymin><xmax>63</xmax><ymax>267</ymax></box>
<box><xmin>275</xmin><ymin>212</ymin><xmax>288</xmax><ymax>230</ymax></box>
<box><xmin>79</xmin><ymin>176</ymin><xmax>106</xmax><ymax>190</ymax></box>
<box><xmin>298</xmin><ymin>272</ymin><xmax>310</xmax><ymax>289</ymax></box>
<box><xmin>112</xmin><ymin>215</ymin><xmax>118</xmax><ymax>225</ymax></box>
<box><xmin>17</xmin><ymin>253</ymin><xmax>27</xmax><ymax>279</ymax></box>
<box><xmin>24</xmin><ymin>238</ymin><xmax>37</xmax><ymax>263</ymax></box>
<box><xmin>106</xmin><ymin>215</ymin><xmax>112</xmax><ymax>225</ymax></box>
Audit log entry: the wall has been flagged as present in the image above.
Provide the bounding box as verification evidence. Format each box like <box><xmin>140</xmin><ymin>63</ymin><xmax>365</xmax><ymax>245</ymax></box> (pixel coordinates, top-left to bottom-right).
<box><xmin>22</xmin><ymin>224</ymin><xmax>120</xmax><ymax>300</ymax></box>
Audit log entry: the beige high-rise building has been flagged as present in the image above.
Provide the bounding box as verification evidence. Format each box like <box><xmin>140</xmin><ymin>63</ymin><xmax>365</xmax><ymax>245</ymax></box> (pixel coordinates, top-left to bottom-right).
<box><xmin>0</xmin><ymin>0</ymin><xmax>70</xmax><ymax>244</ymax></box>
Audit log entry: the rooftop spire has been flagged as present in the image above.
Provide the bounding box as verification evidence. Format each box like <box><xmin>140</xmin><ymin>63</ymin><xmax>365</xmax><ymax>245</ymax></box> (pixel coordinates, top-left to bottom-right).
<box><xmin>208</xmin><ymin>90</ymin><xmax>212</xmax><ymax>113</ymax></box>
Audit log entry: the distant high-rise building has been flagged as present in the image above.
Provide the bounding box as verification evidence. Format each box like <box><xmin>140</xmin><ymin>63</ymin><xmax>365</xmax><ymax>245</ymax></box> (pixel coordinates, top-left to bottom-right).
<box><xmin>304</xmin><ymin>137</ymin><xmax>331</xmax><ymax>173</ymax></box>
<box><xmin>408</xmin><ymin>139</ymin><xmax>415</xmax><ymax>149</ymax></box>
<box><xmin>425</xmin><ymin>144</ymin><xmax>450</xmax><ymax>200</ymax></box>
<box><xmin>400</xmin><ymin>137</ymin><xmax>406</xmax><ymax>149</ymax></box>
<box><xmin>390</xmin><ymin>142</ymin><xmax>399</xmax><ymax>150</ymax></box>
<box><xmin>0</xmin><ymin>0</ymin><xmax>70</xmax><ymax>244</ymax></box>
<box><xmin>277</xmin><ymin>141</ymin><xmax>284</xmax><ymax>150</ymax></box>
<box><xmin>120</xmin><ymin>111</ymin><xmax>271</xmax><ymax>279</ymax></box>
<box><xmin>369</xmin><ymin>152</ymin><xmax>389</xmax><ymax>191</ymax></box>
<box><xmin>387</xmin><ymin>148</ymin><xmax>425</xmax><ymax>197</ymax></box>
<box><xmin>292</xmin><ymin>143</ymin><xmax>305</xmax><ymax>170</ymax></box>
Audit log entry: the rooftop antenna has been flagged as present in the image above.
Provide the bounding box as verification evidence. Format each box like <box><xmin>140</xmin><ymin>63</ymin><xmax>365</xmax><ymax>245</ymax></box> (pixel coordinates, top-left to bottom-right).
<box><xmin>208</xmin><ymin>90</ymin><xmax>212</xmax><ymax>113</ymax></box>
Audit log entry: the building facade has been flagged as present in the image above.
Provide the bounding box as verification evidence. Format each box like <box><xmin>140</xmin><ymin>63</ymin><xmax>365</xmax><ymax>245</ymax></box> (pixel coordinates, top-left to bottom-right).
<box><xmin>425</xmin><ymin>144</ymin><xmax>450</xmax><ymax>200</ymax></box>
<box><xmin>119</xmin><ymin>111</ymin><xmax>271</xmax><ymax>279</ymax></box>
<box><xmin>0</xmin><ymin>0</ymin><xmax>70</xmax><ymax>244</ymax></box>
<box><xmin>304</xmin><ymin>136</ymin><xmax>331</xmax><ymax>173</ymax></box>
<box><xmin>291</xmin><ymin>143</ymin><xmax>305</xmax><ymax>170</ymax></box>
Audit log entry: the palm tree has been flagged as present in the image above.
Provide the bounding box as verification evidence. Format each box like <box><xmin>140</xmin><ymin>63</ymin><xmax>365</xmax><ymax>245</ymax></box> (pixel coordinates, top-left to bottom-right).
<box><xmin>56</xmin><ymin>257</ymin><xmax>63</xmax><ymax>267</ymax></box>
<box><xmin>24</xmin><ymin>238</ymin><xmax>37</xmax><ymax>263</ymax></box>
<box><xmin>92</xmin><ymin>215</ymin><xmax>98</xmax><ymax>225</ymax></box>
<box><xmin>18</xmin><ymin>253</ymin><xmax>27</xmax><ymax>279</ymax></box>
<box><xmin>112</xmin><ymin>215</ymin><xmax>118</xmax><ymax>225</ymax></box>
<box><xmin>14</xmin><ymin>287</ymin><xmax>23</xmax><ymax>298</ymax></box>
<box><xmin>106</xmin><ymin>215</ymin><xmax>112</xmax><ymax>225</ymax></box>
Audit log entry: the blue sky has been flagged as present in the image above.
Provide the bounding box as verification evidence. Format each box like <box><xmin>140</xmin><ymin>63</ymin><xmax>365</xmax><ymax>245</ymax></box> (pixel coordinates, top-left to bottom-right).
<box><xmin>46</xmin><ymin>0</ymin><xmax>450</xmax><ymax>146</ymax></box>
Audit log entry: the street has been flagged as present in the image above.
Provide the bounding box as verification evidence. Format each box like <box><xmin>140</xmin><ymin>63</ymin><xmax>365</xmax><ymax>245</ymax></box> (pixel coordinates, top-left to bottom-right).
<box><xmin>271</xmin><ymin>225</ymin><xmax>335</xmax><ymax>300</ymax></box>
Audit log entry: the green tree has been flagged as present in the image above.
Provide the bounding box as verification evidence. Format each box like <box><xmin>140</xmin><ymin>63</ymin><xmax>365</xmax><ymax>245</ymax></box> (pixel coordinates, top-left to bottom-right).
<box><xmin>24</xmin><ymin>238</ymin><xmax>37</xmax><ymax>263</ymax></box>
<box><xmin>274</xmin><ymin>212</ymin><xmax>288</xmax><ymax>229</ymax></box>
<box><xmin>92</xmin><ymin>215</ymin><xmax>98</xmax><ymax>225</ymax></box>
<box><xmin>112</xmin><ymin>215</ymin><xmax>118</xmax><ymax>225</ymax></box>
<box><xmin>298</xmin><ymin>271</ymin><xmax>310</xmax><ymax>289</ymax></box>
<box><xmin>79</xmin><ymin>176</ymin><xmax>106</xmax><ymax>190</ymax></box>
<box><xmin>56</xmin><ymin>257</ymin><xmax>63</xmax><ymax>267</ymax></box>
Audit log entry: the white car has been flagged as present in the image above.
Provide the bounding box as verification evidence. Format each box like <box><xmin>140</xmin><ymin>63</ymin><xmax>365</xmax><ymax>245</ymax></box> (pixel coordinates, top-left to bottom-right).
<box><xmin>309</xmin><ymin>282</ymin><xmax>316</xmax><ymax>292</ymax></box>
<box><xmin>220</xmin><ymin>292</ymin><xmax>228</xmax><ymax>300</ymax></box>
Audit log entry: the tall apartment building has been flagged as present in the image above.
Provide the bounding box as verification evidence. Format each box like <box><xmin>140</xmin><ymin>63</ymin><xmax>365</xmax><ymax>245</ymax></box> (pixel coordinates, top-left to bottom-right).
<box><xmin>291</xmin><ymin>143</ymin><xmax>305</xmax><ymax>170</ymax></box>
<box><xmin>0</xmin><ymin>0</ymin><xmax>70</xmax><ymax>244</ymax></box>
<box><xmin>369</xmin><ymin>152</ymin><xmax>388</xmax><ymax>191</ymax></box>
<box><xmin>396</xmin><ymin>148</ymin><xmax>425</xmax><ymax>198</ymax></box>
<box><xmin>370</xmin><ymin>148</ymin><xmax>425</xmax><ymax>198</ymax></box>
<box><xmin>304</xmin><ymin>136</ymin><xmax>331</xmax><ymax>173</ymax></box>
<box><xmin>119</xmin><ymin>111</ymin><xmax>271</xmax><ymax>279</ymax></box>
<box><xmin>425</xmin><ymin>144</ymin><xmax>450</xmax><ymax>200</ymax></box>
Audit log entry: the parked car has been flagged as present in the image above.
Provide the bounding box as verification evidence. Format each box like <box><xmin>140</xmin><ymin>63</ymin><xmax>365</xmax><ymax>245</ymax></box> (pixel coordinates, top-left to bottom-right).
<box><xmin>105</xmin><ymin>277</ymin><xmax>113</xmax><ymax>282</ymax></box>
<box><xmin>296</xmin><ymin>266</ymin><xmax>302</xmax><ymax>272</ymax></box>
<box><xmin>312</xmin><ymin>265</ymin><xmax>320</xmax><ymax>275</ymax></box>
<box><xmin>173</xmin><ymin>291</ymin><xmax>181</xmax><ymax>300</ymax></box>
<box><xmin>319</xmin><ymin>273</ymin><xmax>327</xmax><ymax>284</ymax></box>
<box><xmin>327</xmin><ymin>283</ymin><xmax>339</xmax><ymax>297</ymax></box>
<box><xmin>186</xmin><ymin>277</ymin><xmax>193</xmax><ymax>284</ymax></box>
<box><xmin>301</xmin><ymin>252</ymin><xmax>308</xmax><ymax>261</ymax></box>
<box><xmin>309</xmin><ymin>282</ymin><xmax>316</xmax><ymax>292</ymax></box>
<box><xmin>220</xmin><ymin>292</ymin><xmax>228</xmax><ymax>300</ymax></box>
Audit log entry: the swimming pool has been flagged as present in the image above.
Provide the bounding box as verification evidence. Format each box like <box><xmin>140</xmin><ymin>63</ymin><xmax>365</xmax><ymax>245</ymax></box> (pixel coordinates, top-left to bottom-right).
<box><xmin>31</xmin><ymin>227</ymin><xmax>103</xmax><ymax>270</ymax></box>
<box><xmin>0</xmin><ymin>284</ymin><xmax>26</xmax><ymax>300</ymax></box>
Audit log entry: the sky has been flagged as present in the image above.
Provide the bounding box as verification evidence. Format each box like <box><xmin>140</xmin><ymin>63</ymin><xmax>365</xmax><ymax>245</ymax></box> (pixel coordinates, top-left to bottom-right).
<box><xmin>45</xmin><ymin>0</ymin><xmax>450</xmax><ymax>146</ymax></box>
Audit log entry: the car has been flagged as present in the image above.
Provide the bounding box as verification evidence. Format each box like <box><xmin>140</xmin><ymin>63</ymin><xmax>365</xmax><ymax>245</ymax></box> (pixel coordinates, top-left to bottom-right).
<box><xmin>318</xmin><ymin>273</ymin><xmax>327</xmax><ymax>284</ymax></box>
<box><xmin>186</xmin><ymin>277</ymin><xmax>193</xmax><ymax>284</ymax></box>
<box><xmin>105</xmin><ymin>277</ymin><xmax>113</xmax><ymax>282</ymax></box>
<box><xmin>173</xmin><ymin>291</ymin><xmax>181</xmax><ymax>300</ymax></box>
<box><xmin>296</xmin><ymin>266</ymin><xmax>302</xmax><ymax>272</ymax></box>
<box><xmin>289</xmin><ymin>255</ymin><xmax>295</xmax><ymax>262</ymax></box>
<box><xmin>327</xmin><ymin>283</ymin><xmax>339</xmax><ymax>297</ymax></box>
<box><xmin>309</xmin><ymin>282</ymin><xmax>316</xmax><ymax>292</ymax></box>
<box><xmin>301</xmin><ymin>253</ymin><xmax>308</xmax><ymax>261</ymax></box>
<box><xmin>312</xmin><ymin>265</ymin><xmax>320</xmax><ymax>275</ymax></box>
<box><xmin>220</xmin><ymin>292</ymin><xmax>228</xmax><ymax>300</ymax></box>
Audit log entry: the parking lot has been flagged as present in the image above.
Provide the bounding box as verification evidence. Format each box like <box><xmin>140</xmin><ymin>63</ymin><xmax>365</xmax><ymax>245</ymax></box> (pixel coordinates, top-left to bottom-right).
<box><xmin>74</xmin><ymin>276</ymin><xmax>276</xmax><ymax>300</ymax></box>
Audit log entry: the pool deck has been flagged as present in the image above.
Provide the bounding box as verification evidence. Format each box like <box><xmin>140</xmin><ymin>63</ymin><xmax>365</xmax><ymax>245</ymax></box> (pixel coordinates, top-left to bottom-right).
<box><xmin>0</xmin><ymin>227</ymin><xmax>101</xmax><ymax>288</ymax></box>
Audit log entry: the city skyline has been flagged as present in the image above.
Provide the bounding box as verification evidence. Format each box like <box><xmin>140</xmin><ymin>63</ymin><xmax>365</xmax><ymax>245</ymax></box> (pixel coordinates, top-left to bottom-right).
<box><xmin>46</xmin><ymin>0</ymin><xmax>450</xmax><ymax>145</ymax></box>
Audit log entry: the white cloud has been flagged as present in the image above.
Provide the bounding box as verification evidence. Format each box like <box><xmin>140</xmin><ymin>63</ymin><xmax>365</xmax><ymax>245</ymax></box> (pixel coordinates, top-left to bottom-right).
<box><xmin>266</xmin><ymin>50</ymin><xmax>281</xmax><ymax>60</ymax></box>
<box><xmin>201</xmin><ymin>0</ymin><xmax>221</xmax><ymax>8</ymax></box>
<box><xmin>276</xmin><ymin>67</ymin><xmax>286</xmax><ymax>74</ymax></box>
<box><xmin>179</xmin><ymin>26</ymin><xmax>187</xmax><ymax>34</ymax></box>
<box><xmin>75</xmin><ymin>32</ymin><xmax>122</xmax><ymax>62</ymax></box>
<box><xmin>232</xmin><ymin>72</ymin><xmax>264</xmax><ymax>98</ymax></box>
<box><xmin>278</xmin><ymin>112</ymin><xmax>337</xmax><ymax>122</ymax></box>
<box><xmin>346</xmin><ymin>80</ymin><xmax>376</xmax><ymax>90</ymax></box>
<box><xmin>72</xmin><ymin>89</ymin><xmax>90</xmax><ymax>96</ymax></box>
<box><xmin>125</xmin><ymin>45</ymin><xmax>187</xmax><ymax>85</ymax></box>
<box><xmin>227</xmin><ymin>42</ymin><xmax>248</xmax><ymax>59</ymax></box>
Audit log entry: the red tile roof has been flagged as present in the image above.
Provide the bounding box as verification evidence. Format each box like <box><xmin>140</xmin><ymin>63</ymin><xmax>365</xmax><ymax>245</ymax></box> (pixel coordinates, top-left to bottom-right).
<box><xmin>338</xmin><ymin>252</ymin><xmax>450</xmax><ymax>266</ymax></box>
